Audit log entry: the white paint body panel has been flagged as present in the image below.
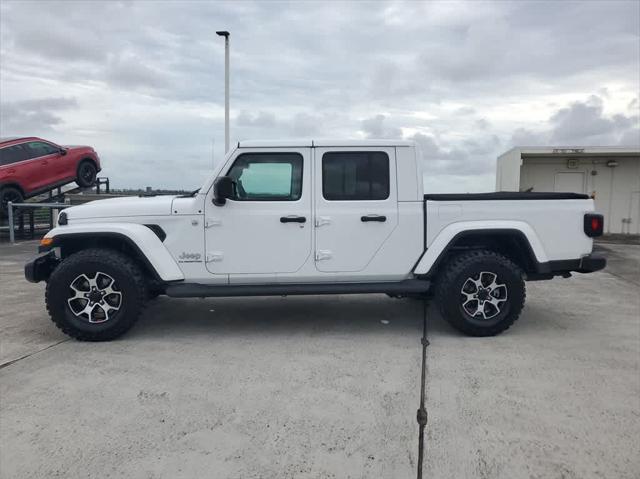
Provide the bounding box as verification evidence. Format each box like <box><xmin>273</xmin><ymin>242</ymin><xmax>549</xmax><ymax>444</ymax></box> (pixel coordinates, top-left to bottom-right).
<box><xmin>204</xmin><ymin>147</ymin><xmax>313</xmax><ymax>277</ymax></box>
<box><xmin>44</xmin><ymin>222</ymin><xmax>184</xmax><ymax>281</ymax></box>
<box><xmin>414</xmin><ymin>199</ymin><xmax>595</xmax><ymax>274</ymax></box>
<box><xmin>48</xmin><ymin>140</ymin><xmax>599</xmax><ymax>287</ymax></box>
<box><xmin>313</xmin><ymin>146</ymin><xmax>399</xmax><ymax>273</ymax></box>
<box><xmin>64</xmin><ymin>195</ymin><xmax>175</xmax><ymax>218</ymax></box>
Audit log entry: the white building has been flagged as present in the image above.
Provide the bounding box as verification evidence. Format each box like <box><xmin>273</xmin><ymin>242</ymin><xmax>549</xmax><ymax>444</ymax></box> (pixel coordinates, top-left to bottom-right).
<box><xmin>496</xmin><ymin>147</ymin><xmax>640</xmax><ymax>234</ymax></box>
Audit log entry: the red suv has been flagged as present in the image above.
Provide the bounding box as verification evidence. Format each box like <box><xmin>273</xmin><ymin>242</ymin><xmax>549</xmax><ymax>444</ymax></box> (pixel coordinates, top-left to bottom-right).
<box><xmin>0</xmin><ymin>137</ymin><xmax>101</xmax><ymax>215</ymax></box>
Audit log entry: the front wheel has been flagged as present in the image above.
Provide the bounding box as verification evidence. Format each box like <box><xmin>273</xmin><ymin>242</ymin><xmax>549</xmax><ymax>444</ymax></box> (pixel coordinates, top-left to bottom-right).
<box><xmin>46</xmin><ymin>248</ymin><xmax>147</xmax><ymax>341</ymax></box>
<box><xmin>76</xmin><ymin>161</ymin><xmax>97</xmax><ymax>188</ymax></box>
<box><xmin>435</xmin><ymin>250</ymin><xmax>526</xmax><ymax>336</ymax></box>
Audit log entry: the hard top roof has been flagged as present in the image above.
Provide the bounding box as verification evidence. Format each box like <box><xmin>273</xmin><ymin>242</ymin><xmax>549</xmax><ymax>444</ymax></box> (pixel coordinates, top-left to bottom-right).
<box><xmin>237</xmin><ymin>139</ymin><xmax>416</xmax><ymax>148</ymax></box>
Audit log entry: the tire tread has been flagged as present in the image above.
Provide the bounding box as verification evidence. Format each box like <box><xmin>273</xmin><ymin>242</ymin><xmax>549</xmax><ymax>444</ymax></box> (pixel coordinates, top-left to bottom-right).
<box><xmin>45</xmin><ymin>248</ymin><xmax>147</xmax><ymax>341</ymax></box>
<box><xmin>435</xmin><ymin>249</ymin><xmax>526</xmax><ymax>336</ymax></box>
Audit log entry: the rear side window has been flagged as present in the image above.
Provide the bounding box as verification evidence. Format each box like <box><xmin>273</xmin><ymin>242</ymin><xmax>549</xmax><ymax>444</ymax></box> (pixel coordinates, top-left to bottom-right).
<box><xmin>226</xmin><ymin>153</ymin><xmax>303</xmax><ymax>201</ymax></box>
<box><xmin>0</xmin><ymin>144</ymin><xmax>29</xmax><ymax>166</ymax></box>
<box><xmin>322</xmin><ymin>151</ymin><xmax>390</xmax><ymax>201</ymax></box>
<box><xmin>24</xmin><ymin>141</ymin><xmax>59</xmax><ymax>159</ymax></box>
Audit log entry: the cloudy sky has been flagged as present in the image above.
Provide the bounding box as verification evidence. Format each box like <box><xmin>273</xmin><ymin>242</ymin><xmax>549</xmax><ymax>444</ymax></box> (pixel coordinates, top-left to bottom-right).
<box><xmin>1</xmin><ymin>0</ymin><xmax>638</xmax><ymax>191</ymax></box>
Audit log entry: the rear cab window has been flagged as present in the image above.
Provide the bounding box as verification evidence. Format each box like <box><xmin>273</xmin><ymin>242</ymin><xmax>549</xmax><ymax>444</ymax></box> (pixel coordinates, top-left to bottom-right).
<box><xmin>322</xmin><ymin>151</ymin><xmax>390</xmax><ymax>200</ymax></box>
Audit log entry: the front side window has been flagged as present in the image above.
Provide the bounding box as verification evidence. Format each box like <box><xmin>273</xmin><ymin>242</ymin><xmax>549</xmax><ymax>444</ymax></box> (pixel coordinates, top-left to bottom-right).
<box><xmin>226</xmin><ymin>153</ymin><xmax>303</xmax><ymax>201</ymax></box>
<box><xmin>0</xmin><ymin>144</ymin><xmax>29</xmax><ymax>166</ymax></box>
<box><xmin>322</xmin><ymin>151</ymin><xmax>390</xmax><ymax>201</ymax></box>
<box><xmin>25</xmin><ymin>141</ymin><xmax>59</xmax><ymax>159</ymax></box>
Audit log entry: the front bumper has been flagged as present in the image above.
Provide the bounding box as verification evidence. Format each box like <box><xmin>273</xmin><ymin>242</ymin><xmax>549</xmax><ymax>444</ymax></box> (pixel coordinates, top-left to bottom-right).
<box><xmin>24</xmin><ymin>251</ymin><xmax>59</xmax><ymax>283</ymax></box>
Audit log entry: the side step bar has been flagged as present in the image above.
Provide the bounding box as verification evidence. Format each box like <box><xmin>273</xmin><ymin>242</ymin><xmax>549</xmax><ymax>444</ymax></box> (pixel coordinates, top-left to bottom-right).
<box><xmin>165</xmin><ymin>279</ymin><xmax>431</xmax><ymax>298</ymax></box>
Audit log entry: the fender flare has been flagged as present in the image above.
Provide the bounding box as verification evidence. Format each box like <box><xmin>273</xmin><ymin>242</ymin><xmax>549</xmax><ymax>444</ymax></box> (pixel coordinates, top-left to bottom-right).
<box><xmin>413</xmin><ymin>221</ymin><xmax>548</xmax><ymax>276</ymax></box>
<box><xmin>42</xmin><ymin>223</ymin><xmax>184</xmax><ymax>281</ymax></box>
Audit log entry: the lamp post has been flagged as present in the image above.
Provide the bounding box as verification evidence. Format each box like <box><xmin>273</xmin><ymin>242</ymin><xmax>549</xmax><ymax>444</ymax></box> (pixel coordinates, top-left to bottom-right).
<box><xmin>216</xmin><ymin>30</ymin><xmax>230</xmax><ymax>153</ymax></box>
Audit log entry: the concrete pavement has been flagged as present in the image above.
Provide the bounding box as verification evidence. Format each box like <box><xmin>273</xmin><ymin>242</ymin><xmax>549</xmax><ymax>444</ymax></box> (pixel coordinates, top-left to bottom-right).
<box><xmin>1</xmin><ymin>241</ymin><xmax>638</xmax><ymax>478</ymax></box>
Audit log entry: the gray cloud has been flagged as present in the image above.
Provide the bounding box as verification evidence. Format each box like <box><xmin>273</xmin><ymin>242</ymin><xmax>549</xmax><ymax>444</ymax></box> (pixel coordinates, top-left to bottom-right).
<box><xmin>455</xmin><ymin>106</ymin><xmax>476</xmax><ymax>116</ymax></box>
<box><xmin>361</xmin><ymin>114</ymin><xmax>402</xmax><ymax>139</ymax></box>
<box><xmin>410</xmin><ymin>132</ymin><xmax>495</xmax><ymax>176</ymax></box>
<box><xmin>511</xmin><ymin>95</ymin><xmax>640</xmax><ymax>146</ymax></box>
<box><xmin>550</xmin><ymin>96</ymin><xmax>621</xmax><ymax>143</ymax></box>
<box><xmin>291</xmin><ymin>113</ymin><xmax>321</xmax><ymax>137</ymax></box>
<box><xmin>620</xmin><ymin>129</ymin><xmax>640</xmax><ymax>146</ymax></box>
<box><xmin>0</xmin><ymin>0</ymin><xmax>638</xmax><ymax>190</ymax></box>
<box><xmin>236</xmin><ymin>111</ymin><xmax>277</xmax><ymax>129</ymax></box>
<box><xmin>105</xmin><ymin>54</ymin><xmax>172</xmax><ymax>91</ymax></box>
<box><xmin>6</xmin><ymin>22</ymin><xmax>108</xmax><ymax>63</ymax></box>
<box><xmin>475</xmin><ymin>118</ymin><xmax>490</xmax><ymax>130</ymax></box>
<box><xmin>0</xmin><ymin>97</ymin><xmax>78</xmax><ymax>135</ymax></box>
<box><xmin>511</xmin><ymin>128</ymin><xmax>547</xmax><ymax>147</ymax></box>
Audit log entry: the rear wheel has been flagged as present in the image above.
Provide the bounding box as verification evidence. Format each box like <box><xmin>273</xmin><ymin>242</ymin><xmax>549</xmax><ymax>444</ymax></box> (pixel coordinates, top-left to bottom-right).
<box><xmin>0</xmin><ymin>186</ymin><xmax>24</xmax><ymax>217</ymax></box>
<box><xmin>76</xmin><ymin>161</ymin><xmax>97</xmax><ymax>187</ymax></box>
<box><xmin>46</xmin><ymin>248</ymin><xmax>147</xmax><ymax>341</ymax></box>
<box><xmin>436</xmin><ymin>250</ymin><xmax>525</xmax><ymax>336</ymax></box>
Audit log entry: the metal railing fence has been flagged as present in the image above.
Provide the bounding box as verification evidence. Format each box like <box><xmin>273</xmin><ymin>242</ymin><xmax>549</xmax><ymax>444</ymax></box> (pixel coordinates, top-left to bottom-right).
<box><xmin>6</xmin><ymin>202</ymin><xmax>68</xmax><ymax>244</ymax></box>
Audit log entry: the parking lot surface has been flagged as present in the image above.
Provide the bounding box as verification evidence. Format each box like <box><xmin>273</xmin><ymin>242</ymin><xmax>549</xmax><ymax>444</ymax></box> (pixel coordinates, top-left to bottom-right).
<box><xmin>1</xmin><ymin>241</ymin><xmax>639</xmax><ymax>478</ymax></box>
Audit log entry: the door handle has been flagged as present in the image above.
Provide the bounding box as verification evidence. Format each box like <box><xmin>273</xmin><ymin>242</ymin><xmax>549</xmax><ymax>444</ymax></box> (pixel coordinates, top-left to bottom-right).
<box><xmin>361</xmin><ymin>215</ymin><xmax>386</xmax><ymax>222</ymax></box>
<box><xmin>280</xmin><ymin>215</ymin><xmax>306</xmax><ymax>223</ymax></box>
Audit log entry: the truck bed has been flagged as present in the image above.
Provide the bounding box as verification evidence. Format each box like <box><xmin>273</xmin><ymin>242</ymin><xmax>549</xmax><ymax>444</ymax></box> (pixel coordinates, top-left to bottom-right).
<box><xmin>420</xmin><ymin>192</ymin><xmax>596</xmax><ymax>272</ymax></box>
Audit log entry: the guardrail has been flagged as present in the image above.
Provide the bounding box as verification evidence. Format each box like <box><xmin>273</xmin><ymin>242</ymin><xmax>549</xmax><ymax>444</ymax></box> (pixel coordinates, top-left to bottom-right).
<box><xmin>6</xmin><ymin>201</ymin><xmax>68</xmax><ymax>244</ymax></box>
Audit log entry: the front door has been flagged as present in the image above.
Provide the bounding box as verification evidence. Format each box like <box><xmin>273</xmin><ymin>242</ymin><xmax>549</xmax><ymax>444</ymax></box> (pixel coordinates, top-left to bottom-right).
<box><xmin>23</xmin><ymin>141</ymin><xmax>66</xmax><ymax>188</ymax></box>
<box><xmin>205</xmin><ymin>148</ymin><xmax>312</xmax><ymax>277</ymax></box>
<box><xmin>313</xmin><ymin>147</ymin><xmax>398</xmax><ymax>272</ymax></box>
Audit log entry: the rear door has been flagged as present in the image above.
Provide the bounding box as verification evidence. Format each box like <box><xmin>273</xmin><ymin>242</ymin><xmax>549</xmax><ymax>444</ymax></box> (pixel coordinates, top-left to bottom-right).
<box><xmin>1</xmin><ymin>143</ymin><xmax>43</xmax><ymax>194</ymax></box>
<box><xmin>205</xmin><ymin>148</ymin><xmax>312</xmax><ymax>278</ymax></box>
<box><xmin>313</xmin><ymin>147</ymin><xmax>398</xmax><ymax>272</ymax></box>
<box><xmin>0</xmin><ymin>144</ymin><xmax>30</xmax><ymax>186</ymax></box>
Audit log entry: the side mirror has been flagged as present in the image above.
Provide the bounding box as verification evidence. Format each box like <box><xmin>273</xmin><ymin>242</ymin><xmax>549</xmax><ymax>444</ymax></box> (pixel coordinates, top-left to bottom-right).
<box><xmin>59</xmin><ymin>148</ymin><xmax>67</xmax><ymax>156</ymax></box>
<box><xmin>213</xmin><ymin>176</ymin><xmax>233</xmax><ymax>206</ymax></box>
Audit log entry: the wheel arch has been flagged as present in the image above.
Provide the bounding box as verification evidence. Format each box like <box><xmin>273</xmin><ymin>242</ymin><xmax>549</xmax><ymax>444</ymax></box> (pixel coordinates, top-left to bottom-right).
<box><xmin>42</xmin><ymin>224</ymin><xmax>184</xmax><ymax>283</ymax></box>
<box><xmin>77</xmin><ymin>157</ymin><xmax>97</xmax><ymax>169</ymax></box>
<box><xmin>415</xmin><ymin>225</ymin><xmax>547</xmax><ymax>277</ymax></box>
<box><xmin>0</xmin><ymin>182</ymin><xmax>26</xmax><ymax>197</ymax></box>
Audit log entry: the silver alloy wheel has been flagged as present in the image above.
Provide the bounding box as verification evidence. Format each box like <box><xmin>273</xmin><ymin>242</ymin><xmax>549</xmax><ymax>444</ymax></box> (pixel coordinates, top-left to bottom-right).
<box><xmin>67</xmin><ymin>272</ymin><xmax>122</xmax><ymax>323</ymax></box>
<box><xmin>460</xmin><ymin>271</ymin><xmax>508</xmax><ymax>320</ymax></box>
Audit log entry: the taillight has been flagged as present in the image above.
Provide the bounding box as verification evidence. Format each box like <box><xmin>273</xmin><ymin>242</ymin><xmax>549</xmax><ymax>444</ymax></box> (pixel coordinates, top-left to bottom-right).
<box><xmin>584</xmin><ymin>213</ymin><xmax>603</xmax><ymax>237</ymax></box>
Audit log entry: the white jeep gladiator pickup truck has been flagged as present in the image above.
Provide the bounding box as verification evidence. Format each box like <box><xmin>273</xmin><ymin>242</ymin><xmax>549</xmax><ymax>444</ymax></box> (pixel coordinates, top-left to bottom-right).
<box><xmin>25</xmin><ymin>140</ymin><xmax>606</xmax><ymax>341</ymax></box>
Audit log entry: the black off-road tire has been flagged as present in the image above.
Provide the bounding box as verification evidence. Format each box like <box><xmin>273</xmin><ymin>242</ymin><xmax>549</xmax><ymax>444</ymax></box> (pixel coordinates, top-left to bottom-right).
<box><xmin>147</xmin><ymin>290</ymin><xmax>162</xmax><ymax>301</ymax></box>
<box><xmin>435</xmin><ymin>250</ymin><xmax>526</xmax><ymax>337</ymax></box>
<box><xmin>76</xmin><ymin>160</ymin><xmax>97</xmax><ymax>188</ymax></box>
<box><xmin>46</xmin><ymin>248</ymin><xmax>147</xmax><ymax>341</ymax></box>
<box><xmin>0</xmin><ymin>186</ymin><xmax>24</xmax><ymax>217</ymax></box>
